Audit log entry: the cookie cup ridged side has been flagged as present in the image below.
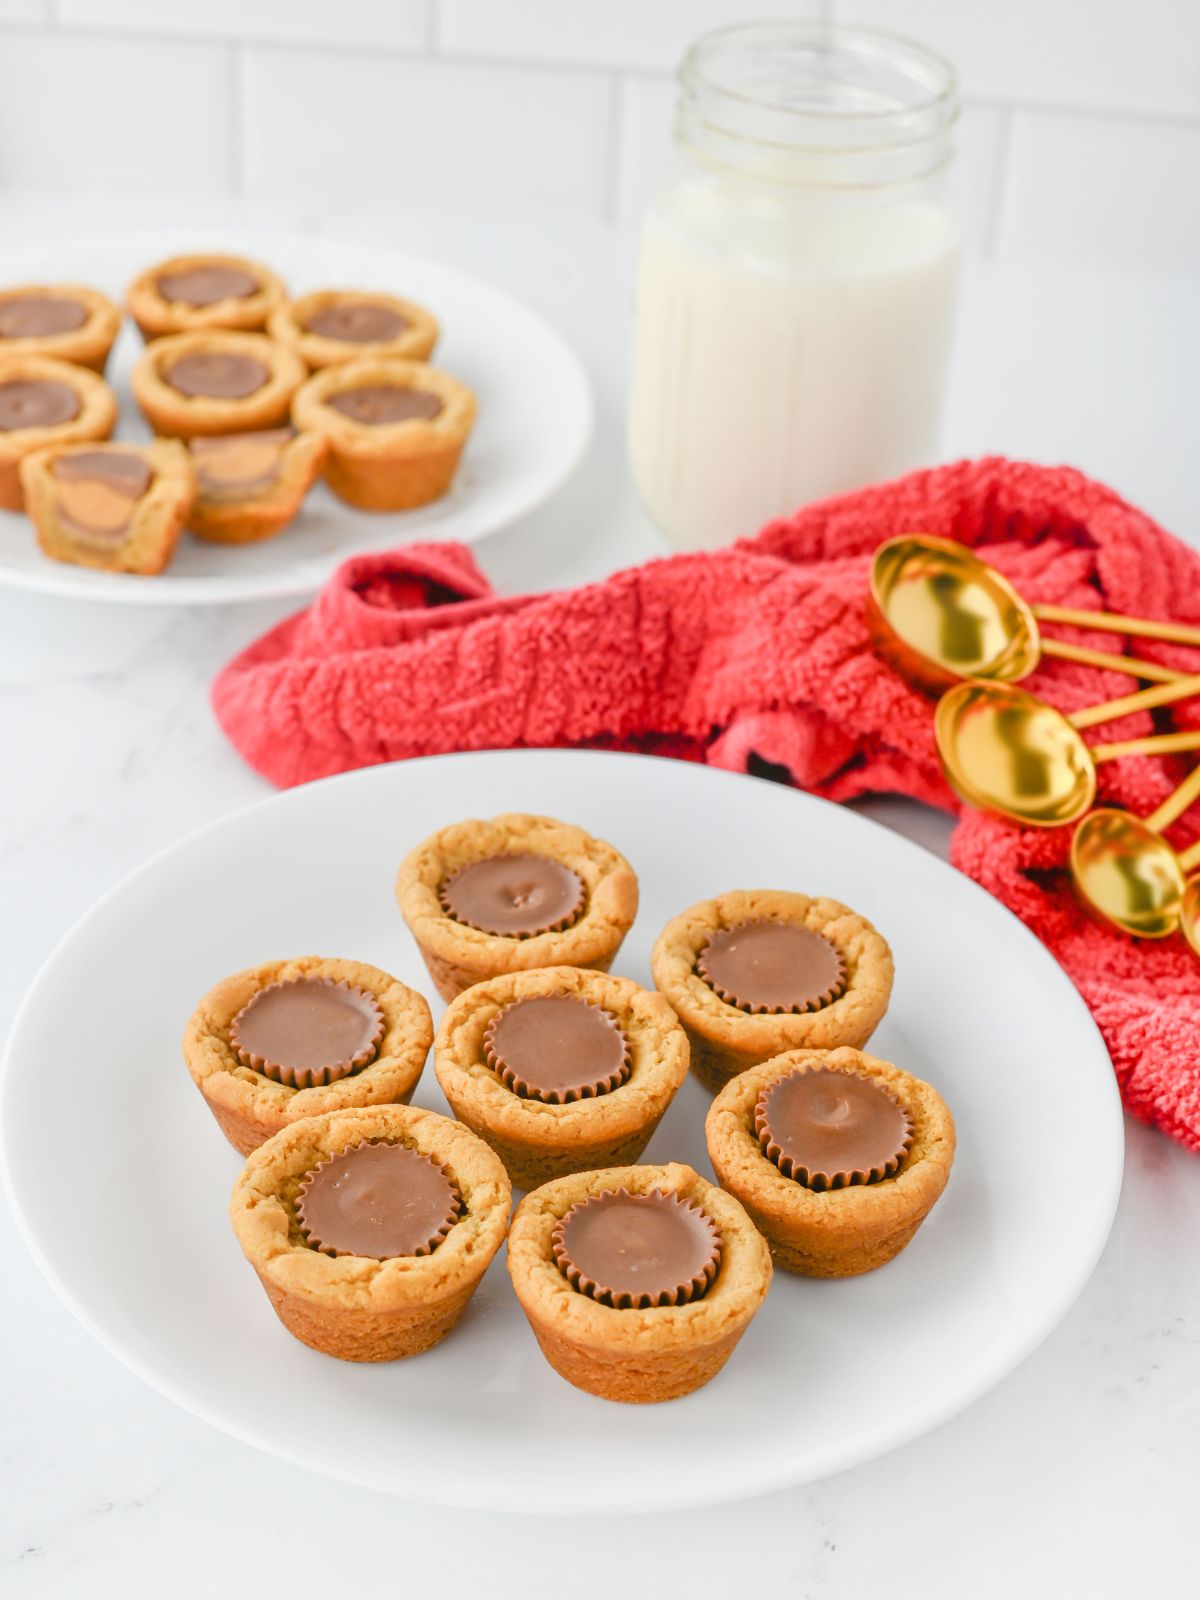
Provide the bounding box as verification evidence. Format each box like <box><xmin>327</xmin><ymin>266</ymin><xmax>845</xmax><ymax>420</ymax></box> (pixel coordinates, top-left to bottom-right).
<box><xmin>0</xmin><ymin>284</ymin><xmax>122</xmax><ymax>373</ymax></box>
<box><xmin>435</xmin><ymin>966</ymin><xmax>689</xmax><ymax>1190</ymax></box>
<box><xmin>507</xmin><ymin>1161</ymin><xmax>771</xmax><ymax>1403</ymax></box>
<box><xmin>292</xmin><ymin>357</ymin><xmax>477</xmax><ymax>512</ymax></box>
<box><xmin>230</xmin><ymin>1105</ymin><xmax>511</xmax><ymax>1362</ymax></box>
<box><xmin>268</xmin><ymin>291</ymin><xmax>439</xmax><ymax>369</ymax></box>
<box><xmin>0</xmin><ymin>355</ymin><xmax>117</xmax><ymax>511</ymax></box>
<box><xmin>126</xmin><ymin>253</ymin><xmax>285</xmax><ymax>340</ymax></box>
<box><xmin>187</xmin><ymin>430</ymin><xmax>328</xmax><ymax>544</ymax></box>
<box><xmin>183</xmin><ymin>956</ymin><xmax>433</xmax><ymax>1156</ymax></box>
<box><xmin>21</xmin><ymin>437</ymin><xmax>196</xmax><ymax>575</ymax></box>
<box><xmin>651</xmin><ymin>890</ymin><xmax>894</xmax><ymax>1093</ymax></box>
<box><xmin>131</xmin><ymin>331</ymin><xmax>306</xmax><ymax>438</ymax></box>
<box><xmin>705</xmin><ymin>1047</ymin><xmax>955</xmax><ymax>1278</ymax></box>
<box><xmin>396</xmin><ymin>812</ymin><xmax>639</xmax><ymax>1002</ymax></box>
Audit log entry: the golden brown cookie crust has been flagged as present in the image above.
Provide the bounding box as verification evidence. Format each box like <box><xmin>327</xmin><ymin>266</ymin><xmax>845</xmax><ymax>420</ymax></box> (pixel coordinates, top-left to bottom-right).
<box><xmin>131</xmin><ymin>330</ymin><xmax>306</xmax><ymax>438</ymax></box>
<box><xmin>651</xmin><ymin>890</ymin><xmax>894</xmax><ymax>1093</ymax></box>
<box><xmin>0</xmin><ymin>284</ymin><xmax>122</xmax><ymax>374</ymax></box>
<box><xmin>0</xmin><ymin>355</ymin><xmax>117</xmax><ymax>511</ymax></box>
<box><xmin>20</xmin><ymin>437</ymin><xmax>196</xmax><ymax>576</ymax></box>
<box><xmin>705</xmin><ymin>1046</ymin><xmax>955</xmax><ymax>1277</ymax></box>
<box><xmin>507</xmin><ymin>1161</ymin><xmax>771</xmax><ymax>1402</ymax></box>
<box><xmin>183</xmin><ymin>956</ymin><xmax>434</xmax><ymax>1155</ymax></box>
<box><xmin>186</xmin><ymin>429</ymin><xmax>328</xmax><ymax>544</ymax></box>
<box><xmin>292</xmin><ymin>356</ymin><xmax>477</xmax><ymax>512</ymax></box>
<box><xmin>269</xmin><ymin>290</ymin><xmax>438</xmax><ymax>370</ymax></box>
<box><xmin>435</xmin><ymin>966</ymin><xmax>689</xmax><ymax>1190</ymax></box>
<box><xmin>396</xmin><ymin>812</ymin><xmax>639</xmax><ymax>1002</ymax></box>
<box><xmin>127</xmin><ymin>253</ymin><xmax>285</xmax><ymax>340</ymax></box>
<box><xmin>230</xmin><ymin>1104</ymin><xmax>511</xmax><ymax>1362</ymax></box>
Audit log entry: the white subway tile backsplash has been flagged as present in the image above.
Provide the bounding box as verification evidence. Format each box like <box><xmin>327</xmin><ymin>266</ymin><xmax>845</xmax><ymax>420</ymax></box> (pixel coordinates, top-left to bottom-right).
<box><xmin>832</xmin><ymin>0</ymin><xmax>1200</xmax><ymax>118</ymax></box>
<box><xmin>241</xmin><ymin>48</ymin><xmax>610</xmax><ymax>218</ymax></box>
<box><xmin>57</xmin><ymin>0</ymin><xmax>429</xmax><ymax>51</ymax></box>
<box><xmin>615</xmin><ymin>74</ymin><xmax>1006</xmax><ymax>257</ymax></box>
<box><xmin>0</xmin><ymin>32</ymin><xmax>229</xmax><ymax>192</ymax></box>
<box><xmin>999</xmin><ymin>110</ymin><xmax>1200</xmax><ymax>273</ymax></box>
<box><xmin>439</xmin><ymin>0</ymin><xmax>822</xmax><ymax>72</ymax></box>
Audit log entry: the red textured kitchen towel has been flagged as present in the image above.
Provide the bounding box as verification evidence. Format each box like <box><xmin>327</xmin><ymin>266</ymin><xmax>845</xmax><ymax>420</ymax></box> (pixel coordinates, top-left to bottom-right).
<box><xmin>214</xmin><ymin>457</ymin><xmax>1200</xmax><ymax>1150</ymax></box>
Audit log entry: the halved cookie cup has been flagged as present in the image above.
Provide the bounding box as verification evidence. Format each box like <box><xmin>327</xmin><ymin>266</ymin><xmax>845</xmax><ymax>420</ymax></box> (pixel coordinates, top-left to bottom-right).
<box><xmin>132</xmin><ymin>330</ymin><xmax>305</xmax><ymax>438</ymax></box>
<box><xmin>651</xmin><ymin>890</ymin><xmax>894</xmax><ymax>1094</ymax></box>
<box><xmin>292</xmin><ymin>357</ymin><xmax>476</xmax><ymax>511</ymax></box>
<box><xmin>396</xmin><ymin>812</ymin><xmax>639</xmax><ymax>1002</ymax></box>
<box><xmin>0</xmin><ymin>283</ymin><xmax>122</xmax><ymax>373</ymax></box>
<box><xmin>269</xmin><ymin>290</ymin><xmax>438</xmax><ymax>370</ymax></box>
<box><xmin>507</xmin><ymin>1161</ymin><xmax>771</xmax><ymax>1403</ymax></box>
<box><xmin>0</xmin><ymin>355</ymin><xmax>117</xmax><ymax>511</ymax></box>
<box><xmin>21</xmin><ymin>437</ymin><xmax>195</xmax><ymax>575</ymax></box>
<box><xmin>230</xmin><ymin>1104</ymin><xmax>511</xmax><ymax>1362</ymax></box>
<box><xmin>186</xmin><ymin>428</ymin><xmax>327</xmax><ymax>544</ymax></box>
<box><xmin>435</xmin><ymin>966</ymin><xmax>689</xmax><ymax>1190</ymax></box>
<box><xmin>705</xmin><ymin>1047</ymin><xmax>955</xmax><ymax>1277</ymax></box>
<box><xmin>127</xmin><ymin>252</ymin><xmax>285</xmax><ymax>340</ymax></box>
<box><xmin>183</xmin><ymin>956</ymin><xmax>433</xmax><ymax>1155</ymax></box>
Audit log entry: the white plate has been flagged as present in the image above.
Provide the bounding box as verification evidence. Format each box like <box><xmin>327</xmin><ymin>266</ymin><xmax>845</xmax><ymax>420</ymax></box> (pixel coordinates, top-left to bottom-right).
<box><xmin>0</xmin><ymin>752</ymin><xmax>1123</xmax><ymax>1513</ymax></box>
<box><xmin>0</xmin><ymin>230</ymin><xmax>592</xmax><ymax>605</ymax></box>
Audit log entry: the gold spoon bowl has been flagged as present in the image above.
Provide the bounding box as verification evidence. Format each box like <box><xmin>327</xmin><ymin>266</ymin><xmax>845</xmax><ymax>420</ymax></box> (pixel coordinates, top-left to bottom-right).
<box><xmin>1070</xmin><ymin>809</ymin><xmax>1189</xmax><ymax>938</ymax></box>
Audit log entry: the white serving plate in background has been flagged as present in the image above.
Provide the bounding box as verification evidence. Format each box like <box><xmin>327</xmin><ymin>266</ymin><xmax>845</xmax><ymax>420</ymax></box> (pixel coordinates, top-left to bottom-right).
<box><xmin>0</xmin><ymin>752</ymin><xmax>1123</xmax><ymax>1512</ymax></box>
<box><xmin>0</xmin><ymin>231</ymin><xmax>592</xmax><ymax>605</ymax></box>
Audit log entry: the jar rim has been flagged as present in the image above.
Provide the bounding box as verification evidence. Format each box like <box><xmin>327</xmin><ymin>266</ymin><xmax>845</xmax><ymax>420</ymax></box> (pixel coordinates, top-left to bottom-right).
<box><xmin>680</xmin><ymin>20</ymin><xmax>958</xmax><ymax>125</ymax></box>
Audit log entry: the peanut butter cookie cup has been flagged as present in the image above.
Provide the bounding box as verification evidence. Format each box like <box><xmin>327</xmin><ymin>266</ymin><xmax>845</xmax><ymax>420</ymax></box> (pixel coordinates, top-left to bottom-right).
<box><xmin>507</xmin><ymin>1161</ymin><xmax>771</xmax><ymax>1402</ymax></box>
<box><xmin>0</xmin><ymin>284</ymin><xmax>122</xmax><ymax>374</ymax></box>
<box><xmin>396</xmin><ymin>812</ymin><xmax>638</xmax><ymax>1002</ymax></box>
<box><xmin>435</xmin><ymin>966</ymin><xmax>689</xmax><ymax>1190</ymax></box>
<box><xmin>0</xmin><ymin>355</ymin><xmax>116</xmax><ymax>510</ymax></box>
<box><xmin>292</xmin><ymin>357</ymin><xmax>476</xmax><ymax>511</ymax></box>
<box><xmin>230</xmin><ymin>1104</ymin><xmax>510</xmax><ymax>1362</ymax></box>
<box><xmin>651</xmin><ymin>890</ymin><xmax>894</xmax><ymax>1093</ymax></box>
<box><xmin>705</xmin><ymin>1046</ymin><xmax>955</xmax><ymax>1277</ymax></box>
<box><xmin>269</xmin><ymin>289</ymin><xmax>438</xmax><ymax>370</ymax></box>
<box><xmin>132</xmin><ymin>330</ymin><xmax>305</xmax><ymax>439</ymax></box>
<box><xmin>186</xmin><ymin>427</ymin><xmax>327</xmax><ymax>543</ymax></box>
<box><xmin>21</xmin><ymin>438</ymin><xmax>195</xmax><ymax>575</ymax></box>
<box><xmin>127</xmin><ymin>253</ymin><xmax>285</xmax><ymax>341</ymax></box>
<box><xmin>183</xmin><ymin>956</ymin><xmax>433</xmax><ymax>1155</ymax></box>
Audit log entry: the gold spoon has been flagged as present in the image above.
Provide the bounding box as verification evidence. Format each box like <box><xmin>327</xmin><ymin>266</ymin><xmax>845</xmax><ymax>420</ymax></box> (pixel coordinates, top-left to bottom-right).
<box><xmin>1071</xmin><ymin>766</ymin><xmax>1200</xmax><ymax>938</ymax></box>
<box><xmin>869</xmin><ymin>534</ymin><xmax>1193</xmax><ymax>691</ymax></box>
<box><xmin>1180</xmin><ymin>881</ymin><xmax>1200</xmax><ymax>957</ymax></box>
<box><xmin>935</xmin><ymin>676</ymin><xmax>1200</xmax><ymax>827</ymax></box>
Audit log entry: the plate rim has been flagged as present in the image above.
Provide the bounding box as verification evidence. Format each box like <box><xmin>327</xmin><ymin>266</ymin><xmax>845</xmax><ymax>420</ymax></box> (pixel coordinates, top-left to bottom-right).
<box><xmin>0</xmin><ymin>227</ymin><xmax>594</xmax><ymax>607</ymax></box>
<box><xmin>0</xmin><ymin>750</ymin><xmax>1125</xmax><ymax>1512</ymax></box>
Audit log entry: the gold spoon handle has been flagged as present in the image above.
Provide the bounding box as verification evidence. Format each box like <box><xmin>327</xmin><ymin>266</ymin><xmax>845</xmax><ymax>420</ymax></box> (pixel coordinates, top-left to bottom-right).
<box><xmin>1034</xmin><ymin>603</ymin><xmax>1200</xmax><ymax>649</ymax></box>
<box><xmin>1145</xmin><ymin>764</ymin><xmax>1200</xmax><ymax>833</ymax></box>
<box><xmin>1180</xmin><ymin>841</ymin><xmax>1200</xmax><ymax>871</ymax></box>
<box><xmin>1069</xmin><ymin>673</ymin><xmax>1200</xmax><ymax>731</ymax></box>
<box><xmin>1093</xmin><ymin>730</ymin><xmax>1200</xmax><ymax>761</ymax></box>
<box><xmin>1040</xmin><ymin>639</ymin><xmax>1185</xmax><ymax>684</ymax></box>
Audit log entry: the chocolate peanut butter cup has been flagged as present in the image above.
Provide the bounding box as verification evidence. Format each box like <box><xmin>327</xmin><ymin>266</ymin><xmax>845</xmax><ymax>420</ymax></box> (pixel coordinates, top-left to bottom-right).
<box><xmin>0</xmin><ymin>378</ymin><xmax>80</xmax><ymax>431</ymax></box>
<box><xmin>755</xmin><ymin>1067</ymin><xmax>913</xmax><ymax>1190</ymax></box>
<box><xmin>163</xmin><ymin>350</ymin><xmax>269</xmax><ymax>401</ymax></box>
<box><xmin>484</xmin><ymin>994</ymin><xmax>631</xmax><ymax>1105</ymax></box>
<box><xmin>132</xmin><ymin>331</ymin><xmax>304</xmax><ymax>439</ymax></box>
<box><xmin>191</xmin><ymin>428</ymin><xmax>294</xmax><ymax>495</ymax></box>
<box><xmin>440</xmin><ymin>854</ymin><xmax>585</xmax><ymax>939</ymax></box>
<box><xmin>231</xmin><ymin>976</ymin><xmax>385</xmax><ymax>1089</ymax></box>
<box><xmin>697</xmin><ymin>920</ymin><xmax>846</xmax><ymax>1015</ymax></box>
<box><xmin>52</xmin><ymin>448</ymin><xmax>153</xmax><ymax>547</ymax></box>
<box><xmin>296</xmin><ymin>1139</ymin><xmax>462</xmax><ymax>1260</ymax></box>
<box><xmin>157</xmin><ymin>264</ymin><xmax>259</xmax><ymax>307</ymax></box>
<box><xmin>21</xmin><ymin>436</ymin><xmax>191</xmax><ymax>574</ymax></box>
<box><xmin>306</xmin><ymin>302</ymin><xmax>408</xmax><ymax>343</ymax></box>
<box><xmin>0</xmin><ymin>296</ymin><xmax>87</xmax><ymax>339</ymax></box>
<box><xmin>552</xmin><ymin>1187</ymin><xmax>721</xmax><ymax>1310</ymax></box>
<box><xmin>325</xmin><ymin>384</ymin><xmax>443</xmax><ymax>425</ymax></box>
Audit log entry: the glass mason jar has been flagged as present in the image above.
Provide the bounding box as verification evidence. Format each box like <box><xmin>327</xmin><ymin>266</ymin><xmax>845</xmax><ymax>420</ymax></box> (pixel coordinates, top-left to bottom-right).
<box><xmin>629</xmin><ymin>22</ymin><xmax>961</xmax><ymax>551</ymax></box>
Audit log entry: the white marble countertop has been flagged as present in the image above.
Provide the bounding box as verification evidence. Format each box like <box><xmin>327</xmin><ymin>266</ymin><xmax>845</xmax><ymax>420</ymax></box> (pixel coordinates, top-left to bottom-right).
<box><xmin>2</xmin><ymin>194</ymin><xmax>1198</xmax><ymax>1597</ymax></box>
